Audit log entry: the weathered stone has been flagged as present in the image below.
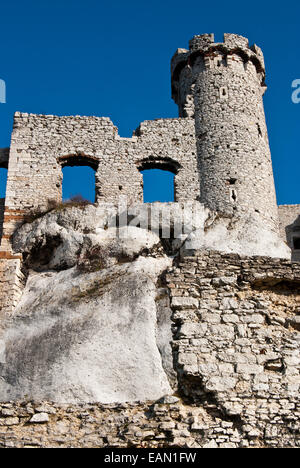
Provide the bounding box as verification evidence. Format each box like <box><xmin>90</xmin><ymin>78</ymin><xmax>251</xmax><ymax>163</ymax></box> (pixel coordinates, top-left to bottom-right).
<box><xmin>30</xmin><ymin>413</ymin><xmax>49</xmax><ymax>424</ymax></box>
<box><xmin>0</xmin><ymin>32</ymin><xmax>298</xmax><ymax>450</ymax></box>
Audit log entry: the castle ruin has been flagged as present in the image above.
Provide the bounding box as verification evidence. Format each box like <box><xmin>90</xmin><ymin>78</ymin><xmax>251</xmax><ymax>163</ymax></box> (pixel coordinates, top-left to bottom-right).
<box><xmin>0</xmin><ymin>34</ymin><xmax>299</xmax><ymax>448</ymax></box>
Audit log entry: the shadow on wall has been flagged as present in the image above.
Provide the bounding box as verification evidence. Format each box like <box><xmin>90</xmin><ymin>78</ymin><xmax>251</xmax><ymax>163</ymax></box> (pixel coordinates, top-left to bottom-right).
<box><xmin>286</xmin><ymin>215</ymin><xmax>300</xmax><ymax>262</ymax></box>
<box><xmin>0</xmin><ymin>168</ymin><xmax>7</xmax><ymax>241</ymax></box>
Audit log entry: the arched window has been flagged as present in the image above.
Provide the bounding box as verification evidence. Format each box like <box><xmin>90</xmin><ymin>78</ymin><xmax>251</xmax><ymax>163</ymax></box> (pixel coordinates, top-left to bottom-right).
<box><xmin>59</xmin><ymin>155</ymin><xmax>98</xmax><ymax>203</ymax></box>
<box><xmin>141</xmin><ymin>169</ymin><xmax>175</xmax><ymax>203</ymax></box>
<box><xmin>0</xmin><ymin>167</ymin><xmax>8</xmax><ymax>198</ymax></box>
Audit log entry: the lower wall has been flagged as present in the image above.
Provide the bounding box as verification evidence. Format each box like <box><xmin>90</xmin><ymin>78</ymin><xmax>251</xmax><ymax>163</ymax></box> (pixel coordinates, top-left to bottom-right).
<box><xmin>165</xmin><ymin>252</ymin><xmax>300</xmax><ymax>448</ymax></box>
<box><xmin>0</xmin><ymin>399</ymin><xmax>247</xmax><ymax>449</ymax></box>
<box><xmin>0</xmin><ymin>207</ymin><xmax>27</xmax><ymax>318</ymax></box>
<box><xmin>0</xmin><ymin>252</ymin><xmax>299</xmax><ymax>448</ymax></box>
<box><xmin>0</xmin><ymin>257</ymin><xmax>24</xmax><ymax>321</ymax></box>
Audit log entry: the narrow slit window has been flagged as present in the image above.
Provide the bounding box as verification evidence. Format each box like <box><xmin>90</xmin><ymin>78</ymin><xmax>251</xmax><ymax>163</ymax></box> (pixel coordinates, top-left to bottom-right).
<box><xmin>141</xmin><ymin>169</ymin><xmax>175</xmax><ymax>203</ymax></box>
<box><xmin>220</xmin><ymin>87</ymin><xmax>228</xmax><ymax>99</ymax></box>
<box><xmin>230</xmin><ymin>188</ymin><xmax>237</xmax><ymax>202</ymax></box>
<box><xmin>257</xmin><ymin>123</ymin><xmax>262</xmax><ymax>137</ymax></box>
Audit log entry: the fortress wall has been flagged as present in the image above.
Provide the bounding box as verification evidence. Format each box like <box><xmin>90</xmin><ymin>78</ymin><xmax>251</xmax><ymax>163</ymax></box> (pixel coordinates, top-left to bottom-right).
<box><xmin>0</xmin><ymin>256</ymin><xmax>24</xmax><ymax>323</ymax></box>
<box><xmin>0</xmin><ymin>113</ymin><xmax>198</xmax><ymax>317</ymax></box>
<box><xmin>165</xmin><ymin>251</ymin><xmax>300</xmax><ymax>447</ymax></box>
<box><xmin>278</xmin><ymin>204</ymin><xmax>300</xmax><ymax>237</ymax></box>
<box><xmin>4</xmin><ymin>113</ymin><xmax>198</xmax><ymax>212</ymax></box>
<box><xmin>98</xmin><ymin>118</ymin><xmax>199</xmax><ymax>204</ymax></box>
<box><xmin>0</xmin><ymin>252</ymin><xmax>299</xmax><ymax>448</ymax></box>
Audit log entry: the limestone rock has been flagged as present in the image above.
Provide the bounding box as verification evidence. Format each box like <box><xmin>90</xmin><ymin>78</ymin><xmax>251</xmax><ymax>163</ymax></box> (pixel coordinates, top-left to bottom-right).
<box><xmin>0</xmin><ymin>207</ymin><xmax>174</xmax><ymax>404</ymax></box>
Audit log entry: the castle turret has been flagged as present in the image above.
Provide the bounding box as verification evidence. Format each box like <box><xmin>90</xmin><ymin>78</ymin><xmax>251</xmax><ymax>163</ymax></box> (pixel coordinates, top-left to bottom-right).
<box><xmin>171</xmin><ymin>33</ymin><xmax>279</xmax><ymax>230</ymax></box>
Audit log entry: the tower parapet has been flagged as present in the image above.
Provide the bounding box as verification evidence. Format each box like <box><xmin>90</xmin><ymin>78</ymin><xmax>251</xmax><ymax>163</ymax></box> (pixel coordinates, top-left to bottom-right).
<box><xmin>171</xmin><ymin>33</ymin><xmax>279</xmax><ymax>231</ymax></box>
<box><xmin>171</xmin><ymin>33</ymin><xmax>266</xmax><ymax>114</ymax></box>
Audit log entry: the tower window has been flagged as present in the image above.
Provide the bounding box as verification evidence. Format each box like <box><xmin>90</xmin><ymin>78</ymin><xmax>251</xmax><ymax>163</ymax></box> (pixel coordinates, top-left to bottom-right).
<box><xmin>220</xmin><ymin>87</ymin><xmax>228</xmax><ymax>99</ymax></box>
<box><xmin>230</xmin><ymin>188</ymin><xmax>237</xmax><ymax>202</ymax></box>
<box><xmin>257</xmin><ymin>123</ymin><xmax>262</xmax><ymax>137</ymax></box>
<box><xmin>228</xmin><ymin>178</ymin><xmax>237</xmax><ymax>185</ymax></box>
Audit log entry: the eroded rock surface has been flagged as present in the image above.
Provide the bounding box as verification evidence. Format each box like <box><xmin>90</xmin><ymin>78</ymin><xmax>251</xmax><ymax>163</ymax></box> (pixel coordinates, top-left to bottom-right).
<box><xmin>0</xmin><ymin>206</ymin><xmax>174</xmax><ymax>403</ymax></box>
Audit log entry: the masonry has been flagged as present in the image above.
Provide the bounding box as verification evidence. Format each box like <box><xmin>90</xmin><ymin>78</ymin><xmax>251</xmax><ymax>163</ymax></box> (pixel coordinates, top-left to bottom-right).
<box><xmin>0</xmin><ymin>33</ymin><xmax>299</xmax><ymax>449</ymax></box>
<box><xmin>0</xmin><ymin>34</ymin><xmax>299</xmax><ymax>317</ymax></box>
<box><xmin>0</xmin><ymin>251</ymin><xmax>299</xmax><ymax>448</ymax></box>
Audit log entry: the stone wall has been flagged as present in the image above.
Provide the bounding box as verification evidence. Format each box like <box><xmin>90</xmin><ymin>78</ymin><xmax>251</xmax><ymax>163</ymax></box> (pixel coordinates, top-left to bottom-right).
<box><xmin>0</xmin><ymin>256</ymin><xmax>24</xmax><ymax>323</ymax></box>
<box><xmin>278</xmin><ymin>204</ymin><xmax>300</xmax><ymax>262</ymax></box>
<box><xmin>165</xmin><ymin>252</ymin><xmax>300</xmax><ymax>447</ymax></box>
<box><xmin>0</xmin><ymin>112</ymin><xmax>199</xmax><ymax>317</ymax></box>
<box><xmin>0</xmin><ymin>399</ymin><xmax>260</xmax><ymax>449</ymax></box>
<box><xmin>0</xmin><ymin>252</ymin><xmax>299</xmax><ymax>448</ymax></box>
<box><xmin>5</xmin><ymin>113</ymin><xmax>199</xmax><ymax>213</ymax></box>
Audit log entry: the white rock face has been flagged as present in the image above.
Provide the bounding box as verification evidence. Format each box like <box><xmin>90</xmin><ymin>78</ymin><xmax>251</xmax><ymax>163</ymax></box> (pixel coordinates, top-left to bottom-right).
<box><xmin>183</xmin><ymin>212</ymin><xmax>291</xmax><ymax>259</ymax></box>
<box><xmin>0</xmin><ymin>205</ymin><xmax>174</xmax><ymax>404</ymax></box>
<box><xmin>13</xmin><ymin>205</ymin><xmax>163</xmax><ymax>271</ymax></box>
<box><xmin>0</xmin><ymin>203</ymin><xmax>291</xmax><ymax>404</ymax></box>
<box><xmin>0</xmin><ymin>257</ymin><xmax>172</xmax><ymax>404</ymax></box>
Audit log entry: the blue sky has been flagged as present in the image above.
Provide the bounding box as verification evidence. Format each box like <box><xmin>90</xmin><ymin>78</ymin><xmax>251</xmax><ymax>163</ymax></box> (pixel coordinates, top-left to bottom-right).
<box><xmin>0</xmin><ymin>0</ymin><xmax>299</xmax><ymax>204</ymax></box>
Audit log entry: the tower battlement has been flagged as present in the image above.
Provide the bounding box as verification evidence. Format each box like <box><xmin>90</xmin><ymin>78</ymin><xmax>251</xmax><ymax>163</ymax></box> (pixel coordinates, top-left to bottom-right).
<box><xmin>171</xmin><ymin>33</ymin><xmax>265</xmax><ymax>103</ymax></box>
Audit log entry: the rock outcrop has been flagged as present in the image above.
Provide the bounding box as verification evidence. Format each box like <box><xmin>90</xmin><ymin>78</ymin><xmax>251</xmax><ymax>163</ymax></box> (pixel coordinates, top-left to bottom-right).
<box><xmin>0</xmin><ymin>204</ymin><xmax>298</xmax><ymax>448</ymax></box>
<box><xmin>0</xmin><ymin>205</ymin><xmax>174</xmax><ymax>403</ymax></box>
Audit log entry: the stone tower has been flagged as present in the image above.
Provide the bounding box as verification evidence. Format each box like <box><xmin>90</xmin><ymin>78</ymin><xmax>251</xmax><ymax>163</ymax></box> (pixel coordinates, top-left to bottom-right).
<box><xmin>171</xmin><ymin>33</ymin><xmax>279</xmax><ymax>230</ymax></box>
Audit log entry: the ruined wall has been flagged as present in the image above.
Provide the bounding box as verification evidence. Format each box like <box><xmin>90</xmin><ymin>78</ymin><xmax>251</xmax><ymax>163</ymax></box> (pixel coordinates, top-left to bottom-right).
<box><xmin>5</xmin><ymin>112</ymin><xmax>198</xmax><ymax>212</ymax></box>
<box><xmin>166</xmin><ymin>252</ymin><xmax>300</xmax><ymax>447</ymax></box>
<box><xmin>278</xmin><ymin>204</ymin><xmax>300</xmax><ymax>262</ymax></box>
<box><xmin>0</xmin><ymin>252</ymin><xmax>299</xmax><ymax>448</ymax></box>
<box><xmin>0</xmin><ymin>112</ymin><xmax>199</xmax><ymax>317</ymax></box>
<box><xmin>171</xmin><ymin>34</ymin><xmax>279</xmax><ymax>231</ymax></box>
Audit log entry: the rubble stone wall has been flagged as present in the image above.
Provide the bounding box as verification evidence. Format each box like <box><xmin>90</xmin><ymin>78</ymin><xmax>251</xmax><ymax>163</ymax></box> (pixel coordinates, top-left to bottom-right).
<box><xmin>5</xmin><ymin>113</ymin><xmax>199</xmax><ymax>213</ymax></box>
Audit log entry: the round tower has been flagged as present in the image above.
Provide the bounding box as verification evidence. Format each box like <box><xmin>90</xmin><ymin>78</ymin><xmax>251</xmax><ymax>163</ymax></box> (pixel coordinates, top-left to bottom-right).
<box><xmin>171</xmin><ymin>33</ymin><xmax>279</xmax><ymax>230</ymax></box>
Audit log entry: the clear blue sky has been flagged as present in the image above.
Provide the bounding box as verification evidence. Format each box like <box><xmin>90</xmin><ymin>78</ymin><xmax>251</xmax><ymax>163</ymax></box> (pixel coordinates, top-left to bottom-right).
<box><xmin>0</xmin><ymin>0</ymin><xmax>299</xmax><ymax>204</ymax></box>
